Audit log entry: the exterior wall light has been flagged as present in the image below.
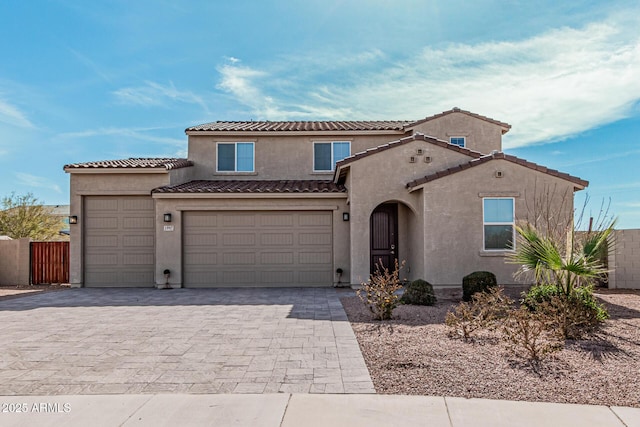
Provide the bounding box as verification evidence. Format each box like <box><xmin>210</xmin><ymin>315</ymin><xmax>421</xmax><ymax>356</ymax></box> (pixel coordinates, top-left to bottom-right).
<box><xmin>163</xmin><ymin>213</ymin><xmax>172</xmax><ymax>222</ymax></box>
<box><xmin>342</xmin><ymin>212</ymin><xmax>350</xmax><ymax>221</ymax></box>
<box><xmin>69</xmin><ymin>215</ymin><xmax>78</xmax><ymax>224</ymax></box>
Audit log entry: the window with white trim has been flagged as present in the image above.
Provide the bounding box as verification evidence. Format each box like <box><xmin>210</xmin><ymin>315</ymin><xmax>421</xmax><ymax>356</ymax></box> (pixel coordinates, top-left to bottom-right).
<box><xmin>217</xmin><ymin>142</ymin><xmax>254</xmax><ymax>172</ymax></box>
<box><xmin>483</xmin><ymin>198</ymin><xmax>515</xmax><ymax>250</ymax></box>
<box><xmin>449</xmin><ymin>137</ymin><xmax>466</xmax><ymax>147</ymax></box>
<box><xmin>313</xmin><ymin>141</ymin><xmax>350</xmax><ymax>172</ymax></box>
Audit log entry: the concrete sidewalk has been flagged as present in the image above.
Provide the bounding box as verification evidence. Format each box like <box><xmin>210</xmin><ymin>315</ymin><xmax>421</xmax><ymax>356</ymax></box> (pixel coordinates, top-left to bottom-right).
<box><xmin>0</xmin><ymin>394</ymin><xmax>638</xmax><ymax>427</ymax></box>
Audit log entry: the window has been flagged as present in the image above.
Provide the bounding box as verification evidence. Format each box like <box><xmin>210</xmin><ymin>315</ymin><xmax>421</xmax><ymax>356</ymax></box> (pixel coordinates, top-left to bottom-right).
<box><xmin>449</xmin><ymin>137</ymin><xmax>466</xmax><ymax>147</ymax></box>
<box><xmin>483</xmin><ymin>198</ymin><xmax>515</xmax><ymax>250</ymax></box>
<box><xmin>217</xmin><ymin>142</ymin><xmax>254</xmax><ymax>172</ymax></box>
<box><xmin>314</xmin><ymin>141</ymin><xmax>350</xmax><ymax>171</ymax></box>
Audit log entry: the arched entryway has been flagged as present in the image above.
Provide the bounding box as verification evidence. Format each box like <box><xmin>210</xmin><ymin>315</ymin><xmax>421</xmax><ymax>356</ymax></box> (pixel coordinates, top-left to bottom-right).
<box><xmin>370</xmin><ymin>203</ymin><xmax>398</xmax><ymax>274</ymax></box>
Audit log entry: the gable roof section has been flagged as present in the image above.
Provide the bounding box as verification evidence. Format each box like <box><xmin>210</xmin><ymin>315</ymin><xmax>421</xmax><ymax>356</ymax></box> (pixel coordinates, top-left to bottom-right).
<box><xmin>152</xmin><ymin>180</ymin><xmax>346</xmax><ymax>194</ymax></box>
<box><xmin>185</xmin><ymin>108</ymin><xmax>511</xmax><ymax>134</ymax></box>
<box><xmin>333</xmin><ymin>133</ymin><xmax>484</xmax><ymax>183</ymax></box>
<box><xmin>407</xmin><ymin>107</ymin><xmax>512</xmax><ymax>134</ymax></box>
<box><xmin>406</xmin><ymin>152</ymin><xmax>588</xmax><ymax>190</ymax></box>
<box><xmin>64</xmin><ymin>158</ymin><xmax>193</xmax><ymax>171</ymax></box>
<box><xmin>186</xmin><ymin>120</ymin><xmax>412</xmax><ymax>133</ymax></box>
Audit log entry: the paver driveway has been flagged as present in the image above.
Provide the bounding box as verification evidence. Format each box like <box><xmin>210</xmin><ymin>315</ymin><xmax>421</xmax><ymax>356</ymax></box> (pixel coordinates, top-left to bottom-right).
<box><xmin>0</xmin><ymin>288</ymin><xmax>374</xmax><ymax>395</ymax></box>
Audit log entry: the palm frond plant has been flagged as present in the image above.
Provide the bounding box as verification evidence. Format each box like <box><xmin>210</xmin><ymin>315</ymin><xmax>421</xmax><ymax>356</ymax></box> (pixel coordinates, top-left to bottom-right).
<box><xmin>509</xmin><ymin>220</ymin><xmax>615</xmax><ymax>297</ymax></box>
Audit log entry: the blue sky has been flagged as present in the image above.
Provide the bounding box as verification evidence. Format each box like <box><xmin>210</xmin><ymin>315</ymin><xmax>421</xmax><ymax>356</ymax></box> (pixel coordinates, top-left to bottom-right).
<box><xmin>0</xmin><ymin>0</ymin><xmax>638</xmax><ymax>228</ymax></box>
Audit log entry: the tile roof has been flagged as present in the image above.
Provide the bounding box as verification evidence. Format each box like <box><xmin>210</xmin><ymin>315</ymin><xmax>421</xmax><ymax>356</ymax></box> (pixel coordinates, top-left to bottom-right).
<box><xmin>186</xmin><ymin>120</ymin><xmax>412</xmax><ymax>132</ymax></box>
<box><xmin>335</xmin><ymin>133</ymin><xmax>482</xmax><ymax>169</ymax></box>
<box><xmin>406</xmin><ymin>152</ymin><xmax>588</xmax><ymax>189</ymax></box>
<box><xmin>407</xmin><ymin>107</ymin><xmax>512</xmax><ymax>134</ymax></box>
<box><xmin>64</xmin><ymin>158</ymin><xmax>193</xmax><ymax>170</ymax></box>
<box><xmin>185</xmin><ymin>108</ymin><xmax>511</xmax><ymax>134</ymax></box>
<box><xmin>152</xmin><ymin>180</ymin><xmax>347</xmax><ymax>194</ymax></box>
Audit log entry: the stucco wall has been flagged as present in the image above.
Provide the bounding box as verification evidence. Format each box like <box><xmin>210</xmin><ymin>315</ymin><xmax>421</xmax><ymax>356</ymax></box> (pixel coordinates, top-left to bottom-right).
<box><xmin>408</xmin><ymin>112</ymin><xmax>504</xmax><ymax>154</ymax></box>
<box><xmin>419</xmin><ymin>159</ymin><xmax>578</xmax><ymax>287</ymax></box>
<box><xmin>0</xmin><ymin>238</ymin><xmax>31</xmax><ymax>285</ymax></box>
<box><xmin>153</xmin><ymin>195</ymin><xmax>350</xmax><ymax>287</ymax></box>
<box><xmin>186</xmin><ymin>133</ymin><xmax>410</xmax><ymax>181</ymax></box>
<box><xmin>608</xmin><ymin>229</ymin><xmax>640</xmax><ymax>289</ymax></box>
<box><xmin>344</xmin><ymin>139</ymin><xmax>473</xmax><ymax>284</ymax></box>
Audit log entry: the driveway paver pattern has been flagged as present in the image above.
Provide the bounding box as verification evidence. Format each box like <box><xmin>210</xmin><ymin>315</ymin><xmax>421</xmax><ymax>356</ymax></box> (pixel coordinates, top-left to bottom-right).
<box><xmin>0</xmin><ymin>288</ymin><xmax>374</xmax><ymax>395</ymax></box>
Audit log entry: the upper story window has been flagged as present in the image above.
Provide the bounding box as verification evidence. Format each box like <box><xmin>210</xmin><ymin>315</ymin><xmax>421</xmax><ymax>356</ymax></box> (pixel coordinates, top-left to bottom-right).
<box><xmin>217</xmin><ymin>142</ymin><xmax>254</xmax><ymax>172</ymax></box>
<box><xmin>483</xmin><ymin>198</ymin><xmax>515</xmax><ymax>251</ymax></box>
<box><xmin>449</xmin><ymin>137</ymin><xmax>466</xmax><ymax>147</ymax></box>
<box><xmin>313</xmin><ymin>141</ymin><xmax>350</xmax><ymax>172</ymax></box>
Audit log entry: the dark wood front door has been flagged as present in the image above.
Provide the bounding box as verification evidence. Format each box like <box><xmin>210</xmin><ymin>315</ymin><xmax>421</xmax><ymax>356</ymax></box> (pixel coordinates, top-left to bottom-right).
<box><xmin>370</xmin><ymin>203</ymin><xmax>398</xmax><ymax>274</ymax></box>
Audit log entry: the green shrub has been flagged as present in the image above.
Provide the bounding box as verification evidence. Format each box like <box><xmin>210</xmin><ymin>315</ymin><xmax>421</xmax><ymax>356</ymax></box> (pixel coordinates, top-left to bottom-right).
<box><xmin>462</xmin><ymin>271</ymin><xmax>497</xmax><ymax>302</ymax></box>
<box><xmin>400</xmin><ymin>279</ymin><xmax>437</xmax><ymax>306</ymax></box>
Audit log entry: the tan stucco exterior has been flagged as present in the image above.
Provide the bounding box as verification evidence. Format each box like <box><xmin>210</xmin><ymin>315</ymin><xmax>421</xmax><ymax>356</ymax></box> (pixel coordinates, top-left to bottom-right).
<box><xmin>66</xmin><ymin>109</ymin><xmax>586</xmax><ymax>289</ymax></box>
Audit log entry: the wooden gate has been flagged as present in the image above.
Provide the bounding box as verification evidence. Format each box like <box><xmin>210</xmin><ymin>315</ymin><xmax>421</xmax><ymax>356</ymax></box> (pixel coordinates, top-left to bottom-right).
<box><xmin>31</xmin><ymin>242</ymin><xmax>69</xmax><ymax>284</ymax></box>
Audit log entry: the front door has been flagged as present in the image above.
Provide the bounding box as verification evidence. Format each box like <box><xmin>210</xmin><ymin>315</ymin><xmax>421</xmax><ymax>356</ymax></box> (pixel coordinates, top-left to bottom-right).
<box><xmin>370</xmin><ymin>203</ymin><xmax>398</xmax><ymax>274</ymax></box>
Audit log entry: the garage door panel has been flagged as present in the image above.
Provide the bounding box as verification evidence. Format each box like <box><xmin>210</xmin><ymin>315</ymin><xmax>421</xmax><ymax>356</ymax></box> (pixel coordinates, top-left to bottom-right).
<box><xmin>86</xmin><ymin>236</ymin><xmax>118</xmax><ymax>247</ymax></box>
<box><xmin>223</xmin><ymin>233</ymin><xmax>255</xmax><ymax>246</ymax></box>
<box><xmin>123</xmin><ymin>216</ymin><xmax>154</xmax><ymax>229</ymax></box>
<box><xmin>299</xmin><ymin>233</ymin><xmax>331</xmax><ymax>245</ymax></box>
<box><xmin>262</xmin><ymin>271</ymin><xmax>294</xmax><ymax>283</ymax></box>
<box><xmin>223</xmin><ymin>252</ymin><xmax>255</xmax><ymax>265</ymax></box>
<box><xmin>184</xmin><ymin>253</ymin><xmax>218</xmax><ymax>265</ymax></box>
<box><xmin>184</xmin><ymin>234</ymin><xmax>217</xmax><ymax>246</ymax></box>
<box><xmin>123</xmin><ymin>253</ymin><xmax>154</xmax><ymax>265</ymax></box>
<box><xmin>299</xmin><ymin>213</ymin><xmax>332</xmax><ymax>227</ymax></box>
<box><xmin>122</xmin><ymin>198</ymin><xmax>154</xmax><ymax>211</ymax></box>
<box><xmin>85</xmin><ymin>217</ymin><xmax>119</xmax><ymax>229</ymax></box>
<box><xmin>260</xmin><ymin>213</ymin><xmax>294</xmax><ymax>227</ymax></box>
<box><xmin>183</xmin><ymin>211</ymin><xmax>332</xmax><ymax>287</ymax></box>
<box><xmin>123</xmin><ymin>235</ymin><xmax>154</xmax><ymax>247</ymax></box>
<box><xmin>261</xmin><ymin>252</ymin><xmax>294</xmax><ymax>265</ymax></box>
<box><xmin>299</xmin><ymin>252</ymin><xmax>331</xmax><ymax>264</ymax></box>
<box><xmin>260</xmin><ymin>233</ymin><xmax>293</xmax><ymax>246</ymax></box>
<box><xmin>223</xmin><ymin>214</ymin><xmax>255</xmax><ymax>227</ymax></box>
<box><xmin>84</xmin><ymin>196</ymin><xmax>155</xmax><ymax>287</ymax></box>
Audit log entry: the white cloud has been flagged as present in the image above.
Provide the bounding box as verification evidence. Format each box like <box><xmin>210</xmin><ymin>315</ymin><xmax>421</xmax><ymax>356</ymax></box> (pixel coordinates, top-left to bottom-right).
<box><xmin>0</xmin><ymin>98</ymin><xmax>34</xmax><ymax>128</ymax></box>
<box><xmin>15</xmin><ymin>173</ymin><xmax>62</xmax><ymax>193</ymax></box>
<box><xmin>216</xmin><ymin>12</ymin><xmax>640</xmax><ymax>148</ymax></box>
<box><xmin>113</xmin><ymin>81</ymin><xmax>210</xmax><ymax>114</ymax></box>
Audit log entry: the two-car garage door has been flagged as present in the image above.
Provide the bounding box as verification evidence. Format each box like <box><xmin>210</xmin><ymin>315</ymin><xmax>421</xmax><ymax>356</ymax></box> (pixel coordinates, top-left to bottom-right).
<box><xmin>183</xmin><ymin>211</ymin><xmax>333</xmax><ymax>287</ymax></box>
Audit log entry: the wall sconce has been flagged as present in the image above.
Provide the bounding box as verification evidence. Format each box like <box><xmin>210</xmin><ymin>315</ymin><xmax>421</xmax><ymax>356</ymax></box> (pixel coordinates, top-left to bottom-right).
<box><xmin>163</xmin><ymin>213</ymin><xmax>172</xmax><ymax>223</ymax></box>
<box><xmin>69</xmin><ymin>215</ymin><xmax>78</xmax><ymax>225</ymax></box>
<box><xmin>342</xmin><ymin>212</ymin><xmax>350</xmax><ymax>221</ymax></box>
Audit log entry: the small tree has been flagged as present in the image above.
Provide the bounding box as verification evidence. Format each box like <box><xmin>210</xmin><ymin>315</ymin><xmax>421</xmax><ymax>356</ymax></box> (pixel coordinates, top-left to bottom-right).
<box><xmin>357</xmin><ymin>259</ymin><xmax>405</xmax><ymax>320</ymax></box>
<box><xmin>0</xmin><ymin>193</ymin><xmax>64</xmax><ymax>240</ymax></box>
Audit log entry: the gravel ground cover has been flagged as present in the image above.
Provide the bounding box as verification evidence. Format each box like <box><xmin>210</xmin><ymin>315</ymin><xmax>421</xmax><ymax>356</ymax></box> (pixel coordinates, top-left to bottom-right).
<box><xmin>341</xmin><ymin>289</ymin><xmax>640</xmax><ymax>408</ymax></box>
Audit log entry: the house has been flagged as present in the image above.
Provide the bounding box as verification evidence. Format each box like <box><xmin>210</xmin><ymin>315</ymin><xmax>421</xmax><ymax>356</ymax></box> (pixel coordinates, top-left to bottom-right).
<box><xmin>64</xmin><ymin>108</ymin><xmax>587</xmax><ymax>288</ymax></box>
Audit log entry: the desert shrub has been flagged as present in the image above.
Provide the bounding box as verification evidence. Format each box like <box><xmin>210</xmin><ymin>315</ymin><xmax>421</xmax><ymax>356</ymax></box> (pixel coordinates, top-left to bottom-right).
<box><xmin>400</xmin><ymin>279</ymin><xmax>437</xmax><ymax>306</ymax></box>
<box><xmin>462</xmin><ymin>271</ymin><xmax>497</xmax><ymax>302</ymax></box>
<box><xmin>502</xmin><ymin>307</ymin><xmax>563</xmax><ymax>361</ymax></box>
<box><xmin>445</xmin><ymin>287</ymin><xmax>513</xmax><ymax>341</ymax></box>
<box><xmin>522</xmin><ymin>284</ymin><xmax>608</xmax><ymax>339</ymax></box>
<box><xmin>357</xmin><ymin>259</ymin><xmax>405</xmax><ymax>320</ymax></box>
